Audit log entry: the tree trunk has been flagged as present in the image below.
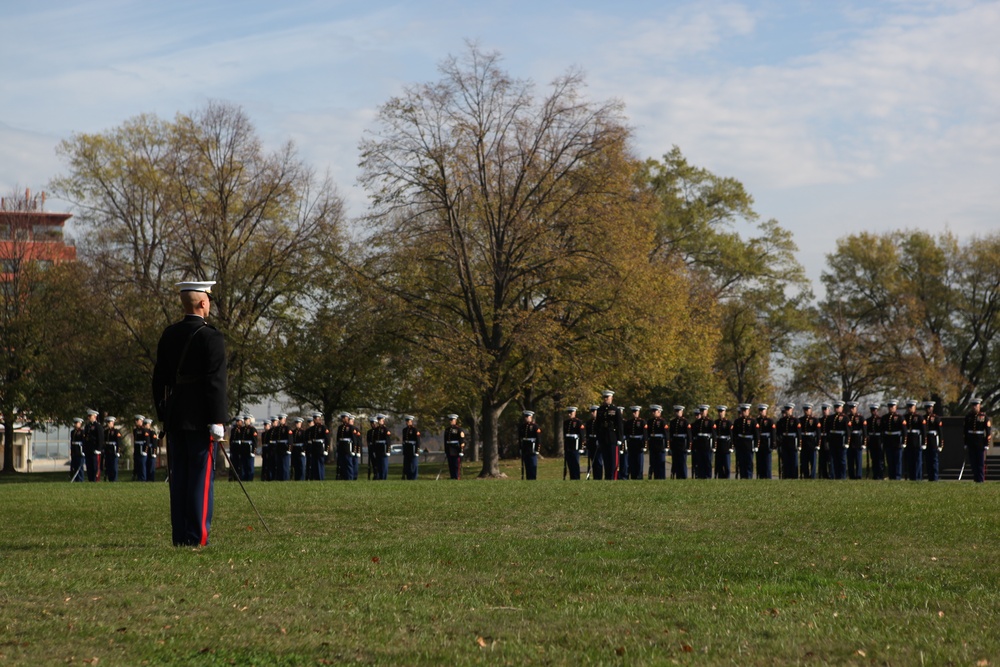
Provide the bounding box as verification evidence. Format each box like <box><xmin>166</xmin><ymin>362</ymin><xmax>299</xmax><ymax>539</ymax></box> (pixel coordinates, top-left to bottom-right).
<box><xmin>478</xmin><ymin>393</ymin><xmax>508</xmax><ymax>478</ymax></box>
<box><xmin>1</xmin><ymin>418</ymin><xmax>20</xmax><ymax>474</ymax></box>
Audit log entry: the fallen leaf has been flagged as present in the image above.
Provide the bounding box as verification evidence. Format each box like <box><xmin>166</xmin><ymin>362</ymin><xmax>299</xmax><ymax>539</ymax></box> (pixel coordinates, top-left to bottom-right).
<box><xmin>476</xmin><ymin>636</ymin><xmax>487</xmax><ymax>648</ymax></box>
<box><xmin>938</xmin><ymin>610</ymin><xmax>945</xmax><ymax>618</ymax></box>
<box><xmin>615</xmin><ymin>646</ymin><xmax>625</xmax><ymax>656</ymax></box>
<box><xmin>856</xmin><ymin>649</ymin><xmax>866</xmax><ymax>657</ymax></box>
<box><xmin>115</xmin><ymin>627</ymin><xmax>127</xmax><ymax>633</ymax></box>
<box><xmin>931</xmin><ymin>557</ymin><xmax>938</xmax><ymax>562</ymax></box>
<box><xmin>212</xmin><ymin>594</ymin><xmax>220</xmax><ymax>599</ymax></box>
<box><xmin>681</xmin><ymin>644</ymin><xmax>693</xmax><ymax>652</ymax></box>
<box><xmin>371</xmin><ymin>556</ymin><xmax>381</xmax><ymax>564</ymax></box>
<box><xmin>976</xmin><ymin>660</ymin><xmax>989</xmax><ymax>666</ymax></box>
<box><xmin>768</xmin><ymin>608</ymin><xmax>780</xmax><ymax>617</ymax></box>
<box><xmin>246</xmin><ymin>525</ymin><xmax>254</xmax><ymax>531</ymax></box>
<box><xmin>83</xmin><ymin>659</ymin><xmax>99</xmax><ymax>665</ymax></box>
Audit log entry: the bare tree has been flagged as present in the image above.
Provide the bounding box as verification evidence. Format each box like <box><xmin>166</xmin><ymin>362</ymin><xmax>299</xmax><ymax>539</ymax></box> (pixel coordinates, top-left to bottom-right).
<box><xmin>359</xmin><ymin>44</ymin><xmax>659</xmax><ymax>477</ymax></box>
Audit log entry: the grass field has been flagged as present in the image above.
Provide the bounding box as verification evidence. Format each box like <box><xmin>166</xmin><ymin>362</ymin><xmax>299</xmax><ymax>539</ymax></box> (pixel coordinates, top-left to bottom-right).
<box><xmin>1</xmin><ymin>458</ymin><xmax>999</xmax><ymax>666</ymax></box>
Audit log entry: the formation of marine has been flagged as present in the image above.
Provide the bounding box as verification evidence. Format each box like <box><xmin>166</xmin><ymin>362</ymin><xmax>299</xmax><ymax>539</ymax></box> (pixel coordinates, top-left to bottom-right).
<box><xmin>550</xmin><ymin>391</ymin><xmax>992</xmax><ymax>483</ymax></box>
<box><xmin>65</xmin><ymin>393</ymin><xmax>993</xmax><ymax>484</ymax></box>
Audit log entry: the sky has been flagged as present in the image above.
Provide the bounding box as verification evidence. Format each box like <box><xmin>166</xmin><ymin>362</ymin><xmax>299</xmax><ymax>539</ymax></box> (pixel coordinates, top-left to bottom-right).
<box><xmin>2</xmin><ymin>0</ymin><xmax>999</xmax><ymax>292</ymax></box>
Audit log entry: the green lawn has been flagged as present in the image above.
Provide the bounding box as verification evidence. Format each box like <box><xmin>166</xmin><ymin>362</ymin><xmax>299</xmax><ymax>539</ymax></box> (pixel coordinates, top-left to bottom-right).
<box><xmin>1</xmin><ymin>459</ymin><xmax>998</xmax><ymax>666</ymax></box>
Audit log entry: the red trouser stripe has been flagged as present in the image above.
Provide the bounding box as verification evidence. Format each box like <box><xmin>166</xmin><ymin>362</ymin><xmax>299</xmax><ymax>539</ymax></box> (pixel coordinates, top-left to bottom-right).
<box><xmin>200</xmin><ymin>438</ymin><xmax>214</xmax><ymax>546</ymax></box>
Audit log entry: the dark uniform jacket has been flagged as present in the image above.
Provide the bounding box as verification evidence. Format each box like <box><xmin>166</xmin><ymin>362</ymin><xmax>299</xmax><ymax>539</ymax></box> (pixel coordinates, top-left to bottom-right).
<box><xmin>443</xmin><ymin>424</ymin><xmax>465</xmax><ymax>457</ymax></box>
<box><xmin>152</xmin><ymin>314</ymin><xmax>228</xmax><ymax>431</ymax></box>
<box><xmin>563</xmin><ymin>417</ymin><xmax>585</xmax><ymax>452</ymax></box>
<box><xmin>594</xmin><ymin>403</ymin><xmax>624</xmax><ymax>446</ymax></box>
<box><xmin>714</xmin><ymin>417</ymin><xmax>732</xmax><ymax>450</ymax></box>
<box><xmin>371</xmin><ymin>425</ymin><xmax>392</xmax><ymax>456</ymax></box>
<box><xmin>880</xmin><ymin>412</ymin><xmax>905</xmax><ymax>447</ymax></box>
<box><xmin>83</xmin><ymin>419</ymin><xmax>104</xmax><ymax>455</ymax></box>
<box><xmin>846</xmin><ymin>414</ymin><xmax>867</xmax><ymax>448</ymax></box>
<box><xmin>668</xmin><ymin>416</ymin><xmax>691</xmax><ymax>452</ymax></box>
<box><xmin>925</xmin><ymin>412</ymin><xmax>944</xmax><ymax>450</ymax></box>
<box><xmin>800</xmin><ymin>415</ymin><xmax>822</xmax><ymax>450</ymax></box>
<box><xmin>756</xmin><ymin>416</ymin><xmax>776</xmax><ymax>451</ymax></box>
<box><xmin>965</xmin><ymin>410</ymin><xmax>992</xmax><ymax>447</ymax></box>
<box><xmin>518</xmin><ymin>421</ymin><xmax>542</xmax><ymax>455</ymax></box>
<box><xmin>624</xmin><ymin>417</ymin><xmax>647</xmax><ymax>451</ymax></box>
<box><xmin>732</xmin><ymin>416</ymin><xmax>758</xmax><ymax>449</ymax></box>
<box><xmin>776</xmin><ymin>415</ymin><xmax>800</xmax><ymax>448</ymax></box>
<box><xmin>648</xmin><ymin>416</ymin><xmax>668</xmax><ymax>452</ymax></box>
<box><xmin>691</xmin><ymin>416</ymin><xmax>715</xmax><ymax>451</ymax></box>
<box><xmin>401</xmin><ymin>425</ymin><xmax>421</xmax><ymax>454</ymax></box>
<box><xmin>104</xmin><ymin>426</ymin><xmax>122</xmax><ymax>455</ymax></box>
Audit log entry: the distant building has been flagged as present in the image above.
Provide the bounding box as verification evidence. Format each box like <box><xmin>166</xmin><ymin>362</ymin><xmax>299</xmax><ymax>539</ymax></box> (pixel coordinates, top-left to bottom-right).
<box><xmin>0</xmin><ymin>189</ymin><xmax>75</xmax><ymax>281</ymax></box>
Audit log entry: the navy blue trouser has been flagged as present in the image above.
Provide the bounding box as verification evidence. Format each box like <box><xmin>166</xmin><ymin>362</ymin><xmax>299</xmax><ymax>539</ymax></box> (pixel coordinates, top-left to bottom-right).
<box><xmin>670</xmin><ymin>445</ymin><xmax>688</xmax><ymax>479</ymax></box>
<box><xmin>104</xmin><ymin>449</ymin><xmax>119</xmax><ymax>482</ymax></box>
<box><xmin>278</xmin><ymin>452</ymin><xmax>291</xmax><ymax>481</ymax></box>
<box><xmin>714</xmin><ymin>447</ymin><xmax>731</xmax><ymax>479</ymax></box>
<box><xmin>167</xmin><ymin>430</ymin><xmax>215</xmax><ymax>547</ymax></box>
<box><xmin>650</xmin><ymin>447</ymin><xmax>667</xmax><ymax>479</ymax></box>
<box><xmin>755</xmin><ymin>448</ymin><xmax>772</xmax><ymax>479</ymax></box>
<box><xmin>847</xmin><ymin>446</ymin><xmax>864</xmax><ymax>479</ymax></box>
<box><xmin>924</xmin><ymin>447</ymin><xmax>940</xmax><ymax>481</ymax></box>
<box><xmin>830</xmin><ymin>441</ymin><xmax>847</xmax><ymax>480</ymax></box>
<box><xmin>70</xmin><ymin>447</ymin><xmax>85</xmax><ymax>482</ymax></box>
<box><xmin>780</xmin><ymin>445</ymin><xmax>798</xmax><ymax>479</ymax></box>
<box><xmin>134</xmin><ymin>450</ymin><xmax>147</xmax><ymax>481</ymax></box>
<box><xmin>735</xmin><ymin>439</ymin><xmax>754</xmax><ymax>479</ymax></box>
<box><xmin>146</xmin><ymin>451</ymin><xmax>157</xmax><ymax>481</ymax></box>
<box><xmin>374</xmin><ymin>453</ymin><xmax>389</xmax><ymax>480</ymax></box>
<box><xmin>291</xmin><ymin>447</ymin><xmax>306</xmax><ymax>480</ymax></box>
<box><xmin>904</xmin><ymin>444</ymin><xmax>923</xmax><ymax>481</ymax></box>
<box><xmin>447</xmin><ymin>453</ymin><xmax>462</xmax><ymax>479</ymax></box>
<box><xmin>403</xmin><ymin>453</ymin><xmax>418</xmax><ymax>480</ymax></box>
<box><xmin>522</xmin><ymin>453</ymin><xmax>538</xmax><ymax>480</ymax></box>
<box><xmin>800</xmin><ymin>447</ymin><xmax>817</xmax><ymax>479</ymax></box>
<box><xmin>626</xmin><ymin>444</ymin><xmax>644</xmax><ymax>479</ymax></box>
<box><xmin>564</xmin><ymin>447</ymin><xmax>581</xmax><ymax>480</ymax></box>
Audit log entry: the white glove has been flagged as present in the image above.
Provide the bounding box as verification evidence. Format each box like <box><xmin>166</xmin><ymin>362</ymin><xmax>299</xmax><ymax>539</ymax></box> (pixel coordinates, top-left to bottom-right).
<box><xmin>209</xmin><ymin>424</ymin><xmax>225</xmax><ymax>438</ymax></box>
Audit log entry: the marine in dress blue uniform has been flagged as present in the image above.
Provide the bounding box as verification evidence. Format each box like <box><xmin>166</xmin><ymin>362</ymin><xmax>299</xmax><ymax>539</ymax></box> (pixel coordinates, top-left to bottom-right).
<box><xmin>732</xmin><ymin>405</ymin><xmax>758</xmax><ymax>479</ymax></box>
<box><xmin>691</xmin><ymin>405</ymin><xmax>715</xmax><ymax>479</ymax></box>
<box><xmin>69</xmin><ymin>418</ymin><xmax>86</xmax><ymax>482</ymax></box>
<box><xmin>595</xmin><ymin>391</ymin><xmax>624</xmax><ymax>480</ymax></box>
<box><xmin>519</xmin><ymin>411</ymin><xmax>541</xmax><ymax>480</ymax></box>
<box><xmin>335</xmin><ymin>413</ymin><xmax>360</xmax><ymax>481</ymax></box>
<box><xmin>669</xmin><ymin>406</ymin><xmax>691</xmax><ymax>480</ymax></box>
<box><xmin>825</xmin><ymin>401</ymin><xmax>849</xmax><ymax>480</ymax></box>
<box><xmin>443</xmin><ymin>414</ymin><xmax>465</xmax><ymax>479</ymax></box>
<box><xmin>152</xmin><ymin>280</ymin><xmax>228</xmax><ymax>547</ymax></box>
<box><xmin>401</xmin><ymin>416</ymin><xmax>421</xmax><ymax>480</ymax></box>
<box><xmin>818</xmin><ymin>403</ymin><xmax>833</xmax><ymax>479</ymax></box>
<box><xmin>242</xmin><ymin>416</ymin><xmax>258</xmax><ymax>481</ymax></box>
<box><xmin>624</xmin><ymin>406</ymin><xmax>647</xmax><ymax>480</ymax></box>
<box><xmin>964</xmin><ymin>399</ymin><xmax>991</xmax><ymax>483</ymax></box>
<box><xmin>305</xmin><ymin>413</ymin><xmax>330</xmax><ymax>481</ymax></box>
<box><xmin>145</xmin><ymin>420</ymin><xmax>159</xmax><ymax>481</ymax></box>
<box><xmin>371</xmin><ymin>414</ymin><xmax>392</xmax><ymax>480</ymax></box>
<box><xmin>755</xmin><ymin>405</ymin><xmax>775</xmax><ymax>480</ymax></box>
<box><xmin>103</xmin><ymin>416</ymin><xmax>122</xmax><ymax>482</ymax></box>
<box><xmin>585</xmin><ymin>406</ymin><xmax>603</xmax><ymax>480</ymax></box>
<box><xmin>923</xmin><ymin>402</ymin><xmax>943</xmax><ymax>481</ymax></box>
<box><xmin>563</xmin><ymin>408</ymin><xmax>585</xmax><ymax>480</ymax></box>
<box><xmin>845</xmin><ymin>402</ymin><xmax>867</xmax><ymax>480</ymax></box>
<box><xmin>132</xmin><ymin>415</ymin><xmax>148</xmax><ymax>481</ymax></box>
<box><xmin>881</xmin><ymin>400</ymin><xmax>905</xmax><ymax>480</ymax></box>
<box><xmin>902</xmin><ymin>400</ymin><xmax>925</xmax><ymax>481</ymax></box>
<box><xmin>713</xmin><ymin>406</ymin><xmax>732</xmax><ymax>479</ymax></box>
<box><xmin>867</xmin><ymin>405</ymin><xmax>883</xmax><ymax>480</ymax></box>
<box><xmin>798</xmin><ymin>404</ymin><xmax>820</xmax><ymax>479</ymax></box>
<box><xmin>227</xmin><ymin>417</ymin><xmax>244</xmax><ymax>482</ymax></box>
<box><xmin>648</xmin><ymin>405</ymin><xmax>668</xmax><ymax>480</ymax></box>
<box><xmin>776</xmin><ymin>404</ymin><xmax>800</xmax><ymax>479</ymax></box>
<box><xmin>83</xmin><ymin>409</ymin><xmax>104</xmax><ymax>482</ymax></box>
<box><xmin>274</xmin><ymin>414</ymin><xmax>293</xmax><ymax>481</ymax></box>
<box><xmin>291</xmin><ymin>417</ymin><xmax>307</xmax><ymax>480</ymax></box>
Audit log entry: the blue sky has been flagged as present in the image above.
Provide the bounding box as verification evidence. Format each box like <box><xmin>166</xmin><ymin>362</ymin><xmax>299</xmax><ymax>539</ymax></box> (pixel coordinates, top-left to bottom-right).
<box><xmin>2</xmin><ymin>0</ymin><xmax>998</xmax><ymax>289</ymax></box>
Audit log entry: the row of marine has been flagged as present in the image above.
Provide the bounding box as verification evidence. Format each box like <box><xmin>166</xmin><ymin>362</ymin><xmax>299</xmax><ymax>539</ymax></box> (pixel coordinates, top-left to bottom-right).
<box><xmin>541</xmin><ymin>391</ymin><xmax>992</xmax><ymax>482</ymax></box>
<box><xmin>68</xmin><ymin>411</ymin><xmax>160</xmax><ymax>482</ymax></box>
